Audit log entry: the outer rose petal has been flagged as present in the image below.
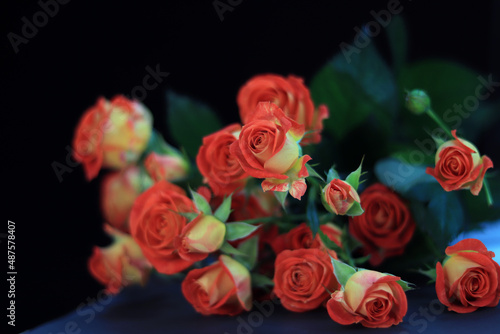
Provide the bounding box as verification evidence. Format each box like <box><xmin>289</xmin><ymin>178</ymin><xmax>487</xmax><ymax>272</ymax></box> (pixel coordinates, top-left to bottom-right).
<box><xmin>470</xmin><ymin>155</ymin><xmax>493</xmax><ymax>195</ymax></box>
<box><xmin>220</xmin><ymin>255</ymin><xmax>252</xmax><ymax>311</ymax></box>
<box><xmin>327</xmin><ymin>291</ymin><xmax>364</xmax><ymax>325</ymax></box>
<box><xmin>445</xmin><ymin>238</ymin><xmax>493</xmax><ymax>257</ymax></box>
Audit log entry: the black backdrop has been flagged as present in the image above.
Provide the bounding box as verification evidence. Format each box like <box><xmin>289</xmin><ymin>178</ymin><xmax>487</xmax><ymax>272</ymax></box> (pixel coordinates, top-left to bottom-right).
<box><xmin>2</xmin><ymin>0</ymin><xmax>500</xmax><ymax>333</ymax></box>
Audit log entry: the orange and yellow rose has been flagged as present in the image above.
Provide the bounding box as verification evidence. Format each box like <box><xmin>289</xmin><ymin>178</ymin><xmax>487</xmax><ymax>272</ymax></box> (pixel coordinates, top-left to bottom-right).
<box><xmin>144</xmin><ymin>152</ymin><xmax>189</xmax><ymax>182</ymax></box>
<box><xmin>322</xmin><ymin>179</ymin><xmax>361</xmax><ymax>215</ymax></box>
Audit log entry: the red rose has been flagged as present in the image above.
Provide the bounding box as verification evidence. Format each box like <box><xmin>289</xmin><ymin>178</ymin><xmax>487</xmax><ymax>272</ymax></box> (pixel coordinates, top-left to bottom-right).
<box><xmin>88</xmin><ymin>225</ymin><xmax>151</xmax><ymax>294</ymax></box>
<box><xmin>426</xmin><ymin>130</ymin><xmax>493</xmax><ymax>195</ymax></box>
<box><xmin>182</xmin><ymin>255</ymin><xmax>252</xmax><ymax>316</ymax></box>
<box><xmin>237</xmin><ymin>74</ymin><xmax>328</xmax><ymax>144</ymax></box>
<box><xmin>72</xmin><ymin>95</ymin><xmax>152</xmax><ymax>180</ymax></box>
<box><xmin>327</xmin><ymin>269</ymin><xmax>408</xmax><ymax>328</ymax></box>
<box><xmin>129</xmin><ymin>181</ymin><xmax>197</xmax><ymax>274</ymax></box>
<box><xmin>349</xmin><ymin>183</ymin><xmax>415</xmax><ymax>266</ymax></box>
<box><xmin>100</xmin><ymin>166</ymin><xmax>142</xmax><ymax>233</ymax></box>
<box><xmin>196</xmin><ymin>124</ymin><xmax>248</xmax><ymax>196</ymax></box>
<box><xmin>273</xmin><ymin>248</ymin><xmax>338</xmax><ymax>312</ymax></box>
<box><xmin>436</xmin><ymin>238</ymin><xmax>500</xmax><ymax>313</ymax></box>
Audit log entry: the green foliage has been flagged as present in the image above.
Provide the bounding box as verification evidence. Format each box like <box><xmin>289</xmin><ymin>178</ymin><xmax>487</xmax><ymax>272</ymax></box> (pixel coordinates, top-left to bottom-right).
<box><xmin>225</xmin><ymin>222</ymin><xmax>260</xmax><ymax>241</ymax></box>
<box><xmin>330</xmin><ymin>257</ymin><xmax>357</xmax><ymax>288</ymax></box>
<box><xmin>251</xmin><ymin>273</ymin><xmax>274</xmax><ymax>288</ymax></box>
<box><xmin>189</xmin><ymin>188</ymin><xmax>212</xmax><ymax>215</ymax></box>
<box><xmin>344</xmin><ymin>157</ymin><xmax>364</xmax><ymax>191</ymax></box>
<box><xmin>233</xmin><ymin>236</ymin><xmax>259</xmax><ymax>270</ymax></box>
<box><xmin>214</xmin><ymin>195</ymin><xmax>232</xmax><ymax>222</ymax></box>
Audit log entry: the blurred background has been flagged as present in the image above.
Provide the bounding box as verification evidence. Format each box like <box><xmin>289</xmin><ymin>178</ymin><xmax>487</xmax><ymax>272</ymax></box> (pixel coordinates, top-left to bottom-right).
<box><xmin>2</xmin><ymin>0</ymin><xmax>499</xmax><ymax>332</ymax></box>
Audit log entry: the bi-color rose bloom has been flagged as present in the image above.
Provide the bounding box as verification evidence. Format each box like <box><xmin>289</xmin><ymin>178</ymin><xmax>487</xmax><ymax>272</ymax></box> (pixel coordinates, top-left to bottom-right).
<box><xmin>426</xmin><ymin>130</ymin><xmax>493</xmax><ymax>195</ymax></box>
<box><xmin>237</xmin><ymin>74</ymin><xmax>329</xmax><ymax>144</ymax></box>
<box><xmin>273</xmin><ymin>248</ymin><xmax>339</xmax><ymax>312</ymax></box>
<box><xmin>100</xmin><ymin>166</ymin><xmax>142</xmax><ymax>233</ymax></box>
<box><xmin>145</xmin><ymin>152</ymin><xmax>189</xmax><ymax>182</ymax></box>
<box><xmin>322</xmin><ymin>179</ymin><xmax>361</xmax><ymax>215</ymax></box>
<box><xmin>349</xmin><ymin>183</ymin><xmax>415</xmax><ymax>266</ymax></box>
<box><xmin>175</xmin><ymin>215</ymin><xmax>226</xmax><ymax>262</ymax></box>
<box><xmin>230</xmin><ymin>102</ymin><xmax>311</xmax><ymax>200</ymax></box>
<box><xmin>196</xmin><ymin>124</ymin><xmax>248</xmax><ymax>196</ymax></box>
<box><xmin>73</xmin><ymin>95</ymin><xmax>153</xmax><ymax>180</ymax></box>
<box><xmin>182</xmin><ymin>255</ymin><xmax>252</xmax><ymax>316</ymax></box>
<box><xmin>129</xmin><ymin>181</ymin><xmax>198</xmax><ymax>274</ymax></box>
<box><xmin>88</xmin><ymin>225</ymin><xmax>151</xmax><ymax>294</ymax></box>
<box><xmin>436</xmin><ymin>238</ymin><xmax>500</xmax><ymax>313</ymax></box>
<box><xmin>272</xmin><ymin>222</ymin><xmax>342</xmax><ymax>258</ymax></box>
<box><xmin>327</xmin><ymin>270</ymin><xmax>408</xmax><ymax>328</ymax></box>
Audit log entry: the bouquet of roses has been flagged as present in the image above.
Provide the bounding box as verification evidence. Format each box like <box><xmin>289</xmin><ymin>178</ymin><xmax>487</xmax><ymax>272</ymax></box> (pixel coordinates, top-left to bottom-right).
<box><xmin>71</xmin><ymin>18</ymin><xmax>500</xmax><ymax>328</ymax></box>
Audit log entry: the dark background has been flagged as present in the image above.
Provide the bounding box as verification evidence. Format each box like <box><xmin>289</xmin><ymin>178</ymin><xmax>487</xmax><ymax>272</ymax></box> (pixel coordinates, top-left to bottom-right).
<box><xmin>2</xmin><ymin>0</ymin><xmax>499</xmax><ymax>333</ymax></box>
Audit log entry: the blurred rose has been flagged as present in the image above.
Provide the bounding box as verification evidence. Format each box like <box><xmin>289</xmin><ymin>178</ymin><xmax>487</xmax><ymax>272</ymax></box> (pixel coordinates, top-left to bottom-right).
<box><xmin>196</xmin><ymin>124</ymin><xmax>248</xmax><ymax>195</ymax></box>
<box><xmin>237</xmin><ymin>74</ymin><xmax>328</xmax><ymax>144</ymax></box>
<box><xmin>145</xmin><ymin>152</ymin><xmax>189</xmax><ymax>182</ymax></box>
<box><xmin>129</xmin><ymin>181</ymin><xmax>197</xmax><ymax>274</ymax></box>
<box><xmin>100</xmin><ymin>166</ymin><xmax>142</xmax><ymax>233</ymax></box>
<box><xmin>182</xmin><ymin>255</ymin><xmax>252</xmax><ymax>316</ymax></box>
<box><xmin>322</xmin><ymin>179</ymin><xmax>361</xmax><ymax>215</ymax></box>
<box><xmin>273</xmin><ymin>248</ymin><xmax>338</xmax><ymax>312</ymax></box>
<box><xmin>327</xmin><ymin>269</ymin><xmax>408</xmax><ymax>328</ymax></box>
<box><xmin>73</xmin><ymin>95</ymin><xmax>153</xmax><ymax>180</ymax></box>
<box><xmin>88</xmin><ymin>225</ymin><xmax>151</xmax><ymax>294</ymax></box>
<box><xmin>436</xmin><ymin>238</ymin><xmax>500</xmax><ymax>313</ymax></box>
<box><xmin>349</xmin><ymin>183</ymin><xmax>415</xmax><ymax>266</ymax></box>
<box><xmin>426</xmin><ymin>130</ymin><xmax>493</xmax><ymax>195</ymax></box>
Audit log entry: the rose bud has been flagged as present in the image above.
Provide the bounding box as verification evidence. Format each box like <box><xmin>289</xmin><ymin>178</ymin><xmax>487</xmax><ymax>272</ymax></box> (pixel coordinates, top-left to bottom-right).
<box><xmin>88</xmin><ymin>225</ymin><xmax>152</xmax><ymax>294</ymax></box>
<box><xmin>426</xmin><ymin>130</ymin><xmax>493</xmax><ymax>196</ymax></box>
<box><xmin>405</xmin><ymin>89</ymin><xmax>431</xmax><ymax>115</ymax></box>
<box><xmin>145</xmin><ymin>152</ymin><xmax>189</xmax><ymax>183</ymax></box>
<box><xmin>176</xmin><ymin>215</ymin><xmax>226</xmax><ymax>262</ymax></box>
<box><xmin>273</xmin><ymin>248</ymin><xmax>339</xmax><ymax>312</ymax></box>
<box><xmin>230</xmin><ymin>102</ymin><xmax>311</xmax><ymax>200</ymax></box>
<box><xmin>100</xmin><ymin>166</ymin><xmax>142</xmax><ymax>233</ymax></box>
<box><xmin>196</xmin><ymin>124</ymin><xmax>248</xmax><ymax>196</ymax></box>
<box><xmin>322</xmin><ymin>179</ymin><xmax>361</xmax><ymax>215</ymax></box>
<box><xmin>237</xmin><ymin>74</ymin><xmax>329</xmax><ymax>144</ymax></box>
<box><xmin>436</xmin><ymin>238</ymin><xmax>500</xmax><ymax>313</ymax></box>
<box><xmin>181</xmin><ymin>255</ymin><xmax>252</xmax><ymax>316</ymax></box>
<box><xmin>129</xmin><ymin>181</ymin><xmax>198</xmax><ymax>274</ymax></box>
<box><xmin>327</xmin><ymin>269</ymin><xmax>408</xmax><ymax>328</ymax></box>
<box><xmin>72</xmin><ymin>95</ymin><xmax>153</xmax><ymax>180</ymax></box>
<box><xmin>349</xmin><ymin>183</ymin><xmax>415</xmax><ymax>266</ymax></box>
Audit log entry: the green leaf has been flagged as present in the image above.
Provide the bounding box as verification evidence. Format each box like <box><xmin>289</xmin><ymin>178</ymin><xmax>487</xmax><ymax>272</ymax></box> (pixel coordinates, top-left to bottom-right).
<box><xmin>274</xmin><ymin>191</ymin><xmax>288</xmax><ymax>211</ymax></box>
<box><xmin>345</xmin><ymin>201</ymin><xmax>364</xmax><ymax>217</ymax></box>
<box><xmin>176</xmin><ymin>212</ymin><xmax>198</xmax><ymax>221</ymax></box>
<box><xmin>166</xmin><ymin>91</ymin><xmax>223</xmax><ymax>158</ymax></box>
<box><xmin>310</xmin><ymin>43</ymin><xmax>397</xmax><ymax>140</ymax></box>
<box><xmin>318</xmin><ymin>230</ymin><xmax>342</xmax><ymax>254</ymax></box>
<box><xmin>353</xmin><ymin>254</ymin><xmax>371</xmax><ymax>265</ymax></box>
<box><xmin>416</xmin><ymin>267</ymin><xmax>437</xmax><ymax>283</ymax></box>
<box><xmin>386</xmin><ymin>15</ymin><xmax>407</xmax><ymax>74</ymax></box>
<box><xmin>234</xmin><ymin>236</ymin><xmax>259</xmax><ymax>270</ymax></box>
<box><xmin>306</xmin><ymin>164</ymin><xmax>325</xmax><ymax>182</ymax></box>
<box><xmin>251</xmin><ymin>273</ymin><xmax>274</xmax><ymax>288</ymax></box>
<box><xmin>189</xmin><ymin>188</ymin><xmax>212</xmax><ymax>215</ymax></box>
<box><xmin>395</xmin><ymin>278</ymin><xmax>416</xmax><ymax>292</ymax></box>
<box><xmin>219</xmin><ymin>241</ymin><xmax>247</xmax><ymax>257</ymax></box>
<box><xmin>344</xmin><ymin>157</ymin><xmax>364</xmax><ymax>190</ymax></box>
<box><xmin>214</xmin><ymin>195</ymin><xmax>232</xmax><ymax>222</ymax></box>
<box><xmin>326</xmin><ymin>167</ymin><xmax>340</xmax><ymax>184</ymax></box>
<box><xmin>330</xmin><ymin>257</ymin><xmax>357</xmax><ymax>288</ymax></box>
<box><xmin>225</xmin><ymin>222</ymin><xmax>260</xmax><ymax>241</ymax></box>
<box><xmin>306</xmin><ymin>186</ymin><xmax>320</xmax><ymax>237</ymax></box>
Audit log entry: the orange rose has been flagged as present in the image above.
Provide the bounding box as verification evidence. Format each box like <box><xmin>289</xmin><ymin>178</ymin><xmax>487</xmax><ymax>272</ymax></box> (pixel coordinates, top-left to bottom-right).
<box><xmin>237</xmin><ymin>74</ymin><xmax>329</xmax><ymax>144</ymax></box>
<box><xmin>322</xmin><ymin>179</ymin><xmax>361</xmax><ymax>215</ymax></box>
<box><xmin>230</xmin><ymin>102</ymin><xmax>311</xmax><ymax>200</ymax></box>
<box><xmin>273</xmin><ymin>248</ymin><xmax>338</xmax><ymax>312</ymax></box>
<box><xmin>129</xmin><ymin>181</ymin><xmax>197</xmax><ymax>274</ymax></box>
<box><xmin>144</xmin><ymin>152</ymin><xmax>189</xmax><ymax>182</ymax></box>
<box><xmin>327</xmin><ymin>270</ymin><xmax>408</xmax><ymax>328</ymax></box>
<box><xmin>426</xmin><ymin>130</ymin><xmax>493</xmax><ymax>195</ymax></box>
<box><xmin>196</xmin><ymin>124</ymin><xmax>248</xmax><ymax>196</ymax></box>
<box><xmin>100</xmin><ymin>166</ymin><xmax>142</xmax><ymax>233</ymax></box>
<box><xmin>88</xmin><ymin>225</ymin><xmax>151</xmax><ymax>294</ymax></box>
<box><xmin>349</xmin><ymin>183</ymin><xmax>415</xmax><ymax>266</ymax></box>
<box><xmin>272</xmin><ymin>222</ymin><xmax>342</xmax><ymax>257</ymax></box>
<box><xmin>181</xmin><ymin>255</ymin><xmax>252</xmax><ymax>316</ymax></box>
<box><xmin>72</xmin><ymin>95</ymin><xmax>153</xmax><ymax>180</ymax></box>
<box><xmin>436</xmin><ymin>238</ymin><xmax>500</xmax><ymax>313</ymax></box>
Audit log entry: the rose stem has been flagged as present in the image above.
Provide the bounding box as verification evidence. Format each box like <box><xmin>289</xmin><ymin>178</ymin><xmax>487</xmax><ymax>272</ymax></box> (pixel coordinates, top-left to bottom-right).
<box><xmin>425</xmin><ymin>109</ymin><xmax>453</xmax><ymax>139</ymax></box>
<box><xmin>483</xmin><ymin>178</ymin><xmax>494</xmax><ymax>206</ymax></box>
